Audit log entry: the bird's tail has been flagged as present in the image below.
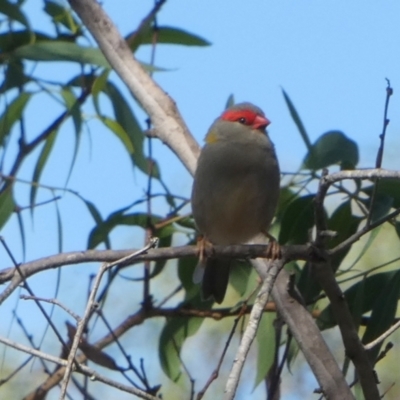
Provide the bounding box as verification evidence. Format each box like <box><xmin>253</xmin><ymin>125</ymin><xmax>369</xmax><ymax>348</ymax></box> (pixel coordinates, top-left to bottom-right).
<box><xmin>193</xmin><ymin>258</ymin><xmax>231</xmax><ymax>304</ymax></box>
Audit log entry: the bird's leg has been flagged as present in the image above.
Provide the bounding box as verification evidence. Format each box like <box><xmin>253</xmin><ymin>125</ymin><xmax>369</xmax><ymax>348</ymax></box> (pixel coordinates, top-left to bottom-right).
<box><xmin>196</xmin><ymin>234</ymin><xmax>214</xmax><ymax>262</ymax></box>
<box><xmin>263</xmin><ymin>231</ymin><xmax>281</xmax><ymax>260</ymax></box>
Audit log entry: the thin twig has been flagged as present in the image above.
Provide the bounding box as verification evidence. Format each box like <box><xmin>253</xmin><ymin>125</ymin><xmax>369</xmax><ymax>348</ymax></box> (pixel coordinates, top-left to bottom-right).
<box><xmin>59</xmin><ymin>238</ymin><xmax>159</xmax><ymax>399</ymax></box>
<box><xmin>364</xmin><ymin>319</ymin><xmax>400</xmax><ymax>351</ymax></box>
<box><xmin>20</xmin><ymin>295</ymin><xmax>81</xmax><ymax>321</ymax></box>
<box><xmin>197</xmin><ymin>303</ymin><xmax>248</xmax><ymax>399</ymax></box>
<box><xmin>0</xmin><ymin>237</ymin><xmax>70</xmax><ymax>355</ymax></box>
<box><xmin>0</xmin><ymin>335</ymin><xmax>158</xmax><ymax>400</ymax></box>
<box><xmin>366</xmin><ymin>79</ymin><xmax>393</xmax><ymax>226</ymax></box>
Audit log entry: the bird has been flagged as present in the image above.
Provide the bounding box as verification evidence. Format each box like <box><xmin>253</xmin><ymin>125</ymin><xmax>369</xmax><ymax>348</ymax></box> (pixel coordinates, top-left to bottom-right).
<box><xmin>191</xmin><ymin>102</ymin><xmax>280</xmax><ymax>303</ymax></box>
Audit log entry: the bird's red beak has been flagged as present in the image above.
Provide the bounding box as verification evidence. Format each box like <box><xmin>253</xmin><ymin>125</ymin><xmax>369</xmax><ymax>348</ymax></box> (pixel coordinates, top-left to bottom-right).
<box><xmin>252</xmin><ymin>115</ymin><xmax>271</xmax><ymax>130</ymax></box>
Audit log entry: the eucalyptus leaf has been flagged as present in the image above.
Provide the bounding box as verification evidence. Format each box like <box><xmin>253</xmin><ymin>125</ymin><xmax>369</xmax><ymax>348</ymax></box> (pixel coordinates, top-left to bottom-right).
<box><xmin>0</xmin><ymin>92</ymin><xmax>31</xmax><ymax>145</ymax></box>
<box><xmin>0</xmin><ymin>187</ymin><xmax>15</xmax><ymax>230</ymax></box>
<box><xmin>303</xmin><ymin>131</ymin><xmax>359</xmax><ymax>170</ymax></box>
<box><xmin>279</xmin><ymin>194</ymin><xmax>315</xmax><ymax>244</ymax></box>
<box><xmin>30</xmin><ymin>129</ymin><xmax>58</xmax><ymax>212</ymax></box>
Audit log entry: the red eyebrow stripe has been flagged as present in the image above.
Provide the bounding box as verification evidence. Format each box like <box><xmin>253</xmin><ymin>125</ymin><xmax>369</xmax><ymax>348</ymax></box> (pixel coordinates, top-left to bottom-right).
<box><xmin>220</xmin><ymin>109</ymin><xmax>258</xmax><ymax>124</ymax></box>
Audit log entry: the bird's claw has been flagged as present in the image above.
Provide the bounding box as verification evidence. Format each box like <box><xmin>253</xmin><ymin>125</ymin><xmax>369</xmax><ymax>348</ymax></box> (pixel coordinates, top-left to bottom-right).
<box><xmin>196</xmin><ymin>235</ymin><xmax>213</xmax><ymax>262</ymax></box>
<box><xmin>265</xmin><ymin>240</ymin><xmax>281</xmax><ymax>260</ymax></box>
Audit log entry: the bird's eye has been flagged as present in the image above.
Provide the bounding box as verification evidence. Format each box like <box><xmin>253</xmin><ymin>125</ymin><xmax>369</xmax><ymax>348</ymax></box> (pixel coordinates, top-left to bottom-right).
<box><xmin>238</xmin><ymin>117</ymin><xmax>247</xmax><ymax>124</ymax></box>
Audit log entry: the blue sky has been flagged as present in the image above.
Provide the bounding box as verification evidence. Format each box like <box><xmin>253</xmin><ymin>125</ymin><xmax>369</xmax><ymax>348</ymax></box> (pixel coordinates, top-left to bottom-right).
<box><xmin>1</xmin><ymin>1</ymin><xmax>400</xmax><ymax>399</ymax></box>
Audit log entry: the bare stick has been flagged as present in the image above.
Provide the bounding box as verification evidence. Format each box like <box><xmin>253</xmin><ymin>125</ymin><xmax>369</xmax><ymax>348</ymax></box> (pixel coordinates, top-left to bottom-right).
<box><xmin>20</xmin><ymin>295</ymin><xmax>81</xmax><ymax>321</ymax></box>
<box><xmin>364</xmin><ymin>319</ymin><xmax>400</xmax><ymax>351</ymax></box>
<box><xmin>224</xmin><ymin>258</ymin><xmax>283</xmax><ymax>400</ymax></box>
<box><xmin>366</xmin><ymin>80</ymin><xmax>393</xmax><ymax>226</ymax></box>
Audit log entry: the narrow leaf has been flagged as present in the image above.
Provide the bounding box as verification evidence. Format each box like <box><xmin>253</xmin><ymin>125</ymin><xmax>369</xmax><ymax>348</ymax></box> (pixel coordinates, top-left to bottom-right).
<box><xmin>318</xmin><ymin>271</ymin><xmax>399</xmax><ymax>331</ymax></box>
<box><xmin>44</xmin><ymin>0</ymin><xmax>81</xmax><ymax>34</ymax></box>
<box><xmin>254</xmin><ymin>312</ymin><xmax>277</xmax><ymax>388</ymax></box>
<box><xmin>0</xmin><ymin>30</ymin><xmax>50</xmax><ymax>54</ymax></box>
<box><xmin>60</xmin><ymin>87</ymin><xmax>82</xmax><ymax>186</ymax></box>
<box><xmin>30</xmin><ymin>129</ymin><xmax>58</xmax><ymax>211</ymax></box>
<box><xmin>363</xmin><ymin>179</ymin><xmax>400</xmax><ymax>209</ymax></box>
<box><xmin>0</xmin><ymin>0</ymin><xmax>29</xmax><ymax>27</ymax></box>
<box><xmin>101</xmin><ymin>116</ymin><xmax>134</xmax><ymax>154</ymax></box>
<box><xmin>282</xmin><ymin>89</ymin><xmax>312</xmax><ymax>151</ymax></box>
<box><xmin>0</xmin><ymin>92</ymin><xmax>31</xmax><ymax>145</ymax></box>
<box><xmin>128</xmin><ymin>25</ymin><xmax>210</xmax><ymax>51</ymax></box>
<box><xmin>159</xmin><ymin>316</ymin><xmax>205</xmax><ymax>381</ymax></box>
<box><xmin>0</xmin><ymin>187</ymin><xmax>15</xmax><ymax>230</ymax></box>
<box><xmin>279</xmin><ymin>195</ymin><xmax>315</xmax><ymax>244</ymax></box>
<box><xmin>105</xmin><ymin>82</ymin><xmax>149</xmax><ymax>174</ymax></box>
<box><xmin>13</xmin><ymin>41</ymin><xmax>111</xmax><ymax>68</ymax></box>
<box><xmin>362</xmin><ymin>269</ymin><xmax>400</xmax><ymax>362</ymax></box>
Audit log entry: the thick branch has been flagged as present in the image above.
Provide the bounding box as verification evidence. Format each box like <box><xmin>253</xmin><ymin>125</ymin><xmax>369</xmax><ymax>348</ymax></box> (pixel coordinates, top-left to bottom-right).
<box><xmin>68</xmin><ymin>0</ymin><xmax>200</xmax><ymax>174</ymax></box>
<box><xmin>262</xmin><ymin>264</ymin><xmax>355</xmax><ymax>399</ymax></box>
<box><xmin>0</xmin><ymin>243</ymin><xmax>313</xmax><ymax>294</ymax></box>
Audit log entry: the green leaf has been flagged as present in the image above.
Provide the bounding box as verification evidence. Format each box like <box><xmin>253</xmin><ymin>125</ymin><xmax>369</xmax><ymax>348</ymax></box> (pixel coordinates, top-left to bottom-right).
<box><xmin>30</xmin><ymin>129</ymin><xmax>58</xmax><ymax>210</ymax></box>
<box><xmin>92</xmin><ymin>69</ymin><xmax>110</xmax><ymax>114</ymax></box>
<box><xmin>254</xmin><ymin>312</ymin><xmax>277</xmax><ymax>388</ymax></box>
<box><xmin>345</xmin><ymin>226</ymin><xmax>381</xmax><ymax>272</ymax></box>
<box><xmin>159</xmin><ymin>316</ymin><xmax>204</xmax><ymax>382</ymax></box>
<box><xmin>328</xmin><ymin>201</ymin><xmax>362</xmax><ymax>272</ymax></box>
<box><xmin>13</xmin><ymin>41</ymin><xmax>111</xmax><ymax>68</ymax></box>
<box><xmin>60</xmin><ymin>87</ymin><xmax>82</xmax><ymax>186</ymax></box>
<box><xmin>129</xmin><ymin>25</ymin><xmax>210</xmax><ymax>51</ymax></box>
<box><xmin>101</xmin><ymin>116</ymin><xmax>134</xmax><ymax>154</ymax></box>
<box><xmin>225</xmin><ymin>94</ymin><xmax>235</xmax><ymax>109</ymax></box>
<box><xmin>362</xmin><ymin>179</ymin><xmax>400</xmax><ymax>209</ymax></box>
<box><xmin>16</xmin><ymin>210</ymin><xmax>26</xmax><ymax>261</ymax></box>
<box><xmin>350</xmin><ymin>276</ymin><xmax>365</xmax><ymax>333</ymax></box>
<box><xmin>105</xmin><ymin>82</ymin><xmax>149</xmax><ymax>175</ymax></box>
<box><xmin>279</xmin><ymin>195</ymin><xmax>315</xmax><ymax>244</ymax></box>
<box><xmin>0</xmin><ymin>60</ymin><xmax>29</xmax><ymax>94</ymax></box>
<box><xmin>44</xmin><ymin>0</ymin><xmax>82</xmax><ymax>35</ymax></box>
<box><xmin>177</xmin><ymin>253</ymin><xmax>200</xmax><ymax>301</ymax></box>
<box><xmin>282</xmin><ymin>89</ymin><xmax>312</xmax><ymax>151</ymax></box>
<box><xmin>318</xmin><ymin>271</ymin><xmax>399</xmax><ymax>331</ymax></box>
<box><xmin>0</xmin><ymin>187</ymin><xmax>15</xmax><ymax>230</ymax></box>
<box><xmin>360</xmin><ymin>193</ymin><xmax>393</xmax><ymax>225</ymax></box>
<box><xmin>303</xmin><ymin>131</ymin><xmax>359</xmax><ymax>170</ymax></box>
<box><xmin>230</xmin><ymin>261</ymin><xmax>253</xmax><ymax>297</ymax></box>
<box><xmin>286</xmin><ymin>335</ymin><xmax>300</xmax><ymax>373</ymax></box>
<box><xmin>0</xmin><ymin>0</ymin><xmax>29</xmax><ymax>27</ymax></box>
<box><xmin>88</xmin><ymin>212</ymin><xmax>173</xmax><ymax>249</ymax></box>
<box><xmin>274</xmin><ymin>187</ymin><xmax>300</xmax><ymax>221</ymax></box>
<box><xmin>153</xmin><ymin>26</ymin><xmax>211</xmax><ymax>46</ymax></box>
<box><xmin>0</xmin><ymin>30</ymin><xmax>50</xmax><ymax>54</ymax></box>
<box><xmin>0</xmin><ymin>92</ymin><xmax>31</xmax><ymax>145</ymax></box>
<box><xmin>54</xmin><ymin>196</ymin><xmax>63</xmax><ymax>253</ymax></box>
<box><xmin>362</xmin><ymin>269</ymin><xmax>400</xmax><ymax>362</ymax></box>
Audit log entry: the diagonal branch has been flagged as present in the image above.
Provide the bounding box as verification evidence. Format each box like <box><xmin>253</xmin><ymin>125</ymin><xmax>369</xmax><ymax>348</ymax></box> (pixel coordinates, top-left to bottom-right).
<box><xmin>0</xmin><ymin>335</ymin><xmax>157</xmax><ymax>400</ymax></box>
<box><xmin>68</xmin><ymin>0</ymin><xmax>200</xmax><ymax>174</ymax></box>
<box><xmin>224</xmin><ymin>258</ymin><xmax>284</xmax><ymax>400</ymax></box>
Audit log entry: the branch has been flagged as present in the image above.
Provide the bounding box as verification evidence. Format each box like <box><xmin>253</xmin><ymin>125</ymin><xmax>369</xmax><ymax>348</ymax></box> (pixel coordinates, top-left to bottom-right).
<box><xmin>271</xmin><ymin>267</ymin><xmax>355</xmax><ymax>399</ymax></box>
<box><xmin>364</xmin><ymin>318</ymin><xmax>400</xmax><ymax>351</ymax></box>
<box><xmin>224</xmin><ymin>258</ymin><xmax>283</xmax><ymax>400</ymax></box>
<box><xmin>68</xmin><ymin>0</ymin><xmax>200</xmax><ymax>174</ymax></box>
<box><xmin>315</xmin><ymin>173</ymin><xmax>381</xmax><ymax>400</ymax></box>
<box><xmin>59</xmin><ymin>239</ymin><xmax>158</xmax><ymax>399</ymax></box>
<box><xmin>0</xmin><ymin>243</ymin><xmax>313</xmax><ymax>304</ymax></box>
<box><xmin>0</xmin><ymin>336</ymin><xmax>157</xmax><ymax>400</ymax></box>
